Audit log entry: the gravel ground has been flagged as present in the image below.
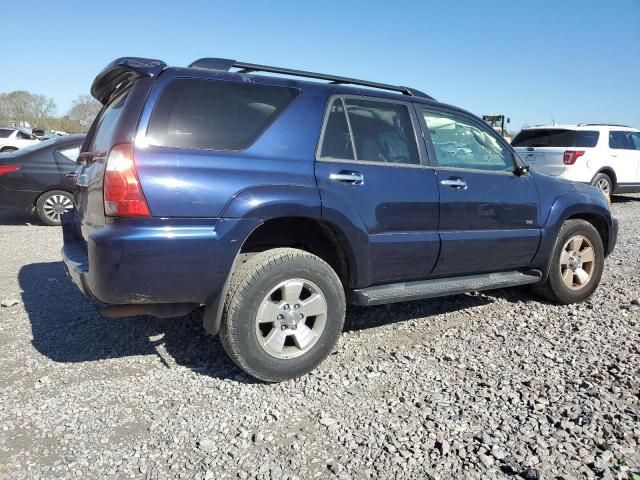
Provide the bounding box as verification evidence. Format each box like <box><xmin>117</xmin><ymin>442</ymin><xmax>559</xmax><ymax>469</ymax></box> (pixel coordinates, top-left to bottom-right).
<box><xmin>0</xmin><ymin>197</ymin><xmax>639</xmax><ymax>480</ymax></box>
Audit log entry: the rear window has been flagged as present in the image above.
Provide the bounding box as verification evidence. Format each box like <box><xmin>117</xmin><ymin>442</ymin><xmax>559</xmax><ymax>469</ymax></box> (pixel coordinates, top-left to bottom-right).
<box><xmin>0</xmin><ymin>129</ymin><xmax>13</xmax><ymax>138</ymax></box>
<box><xmin>147</xmin><ymin>79</ymin><xmax>299</xmax><ymax>151</ymax></box>
<box><xmin>511</xmin><ymin>129</ymin><xmax>599</xmax><ymax>148</ymax></box>
<box><xmin>88</xmin><ymin>89</ymin><xmax>130</xmax><ymax>153</ymax></box>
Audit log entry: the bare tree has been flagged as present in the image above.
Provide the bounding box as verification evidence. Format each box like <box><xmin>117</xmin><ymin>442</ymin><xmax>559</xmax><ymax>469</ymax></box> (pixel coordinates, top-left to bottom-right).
<box><xmin>67</xmin><ymin>95</ymin><xmax>102</xmax><ymax>129</ymax></box>
<box><xmin>31</xmin><ymin>94</ymin><xmax>57</xmax><ymax>126</ymax></box>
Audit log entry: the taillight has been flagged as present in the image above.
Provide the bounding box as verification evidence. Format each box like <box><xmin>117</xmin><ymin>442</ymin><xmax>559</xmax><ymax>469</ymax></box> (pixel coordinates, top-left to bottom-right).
<box><xmin>0</xmin><ymin>165</ymin><xmax>20</xmax><ymax>176</ymax></box>
<box><xmin>103</xmin><ymin>143</ymin><xmax>150</xmax><ymax>217</ymax></box>
<box><xmin>563</xmin><ymin>150</ymin><xmax>585</xmax><ymax>165</ymax></box>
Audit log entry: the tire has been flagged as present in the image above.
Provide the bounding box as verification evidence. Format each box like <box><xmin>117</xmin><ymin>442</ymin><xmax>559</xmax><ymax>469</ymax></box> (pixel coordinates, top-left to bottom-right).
<box><xmin>36</xmin><ymin>190</ymin><xmax>74</xmax><ymax>226</ymax></box>
<box><xmin>532</xmin><ymin>219</ymin><xmax>604</xmax><ymax>304</ymax></box>
<box><xmin>219</xmin><ymin>248</ymin><xmax>346</xmax><ymax>382</ymax></box>
<box><xmin>591</xmin><ymin>173</ymin><xmax>612</xmax><ymax>199</ymax></box>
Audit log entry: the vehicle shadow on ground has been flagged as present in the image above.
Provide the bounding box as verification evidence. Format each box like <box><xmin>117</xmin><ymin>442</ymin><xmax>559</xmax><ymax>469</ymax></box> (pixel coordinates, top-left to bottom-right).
<box><xmin>20</xmin><ymin>262</ymin><xmax>538</xmax><ymax>381</ymax></box>
<box><xmin>19</xmin><ymin>261</ymin><xmax>245</xmax><ymax>381</ymax></box>
<box><xmin>0</xmin><ymin>210</ymin><xmax>35</xmax><ymax>226</ymax></box>
<box><xmin>612</xmin><ymin>194</ymin><xmax>640</xmax><ymax>204</ymax></box>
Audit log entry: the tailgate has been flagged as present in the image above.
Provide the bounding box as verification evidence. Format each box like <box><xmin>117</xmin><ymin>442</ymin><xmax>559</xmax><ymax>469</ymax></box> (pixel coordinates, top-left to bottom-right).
<box><xmin>514</xmin><ymin>147</ymin><xmax>566</xmax><ymax>176</ymax></box>
<box><xmin>74</xmin><ymin>77</ymin><xmax>155</xmax><ymax>240</ymax></box>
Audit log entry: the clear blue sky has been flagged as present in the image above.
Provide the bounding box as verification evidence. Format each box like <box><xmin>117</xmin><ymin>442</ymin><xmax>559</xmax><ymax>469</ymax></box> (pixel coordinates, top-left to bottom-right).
<box><xmin>2</xmin><ymin>0</ymin><xmax>638</xmax><ymax>130</ymax></box>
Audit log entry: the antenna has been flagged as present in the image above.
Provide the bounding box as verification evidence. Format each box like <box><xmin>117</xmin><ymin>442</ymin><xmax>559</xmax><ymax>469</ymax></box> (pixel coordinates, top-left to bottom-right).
<box><xmin>550</xmin><ymin>114</ymin><xmax>557</xmax><ymax>126</ymax></box>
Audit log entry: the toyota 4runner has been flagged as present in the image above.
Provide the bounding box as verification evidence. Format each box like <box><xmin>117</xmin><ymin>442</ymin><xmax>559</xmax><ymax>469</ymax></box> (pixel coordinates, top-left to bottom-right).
<box><xmin>62</xmin><ymin>57</ymin><xmax>618</xmax><ymax>382</ymax></box>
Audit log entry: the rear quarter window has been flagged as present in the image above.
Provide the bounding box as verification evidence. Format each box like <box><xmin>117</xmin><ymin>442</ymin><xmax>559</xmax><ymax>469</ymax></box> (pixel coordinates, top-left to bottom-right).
<box><xmin>147</xmin><ymin>79</ymin><xmax>299</xmax><ymax>151</ymax></box>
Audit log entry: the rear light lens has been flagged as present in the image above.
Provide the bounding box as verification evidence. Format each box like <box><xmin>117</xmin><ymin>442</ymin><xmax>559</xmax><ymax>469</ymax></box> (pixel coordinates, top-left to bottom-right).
<box><xmin>563</xmin><ymin>150</ymin><xmax>585</xmax><ymax>165</ymax></box>
<box><xmin>103</xmin><ymin>143</ymin><xmax>150</xmax><ymax>217</ymax></box>
<box><xmin>0</xmin><ymin>165</ymin><xmax>20</xmax><ymax>176</ymax></box>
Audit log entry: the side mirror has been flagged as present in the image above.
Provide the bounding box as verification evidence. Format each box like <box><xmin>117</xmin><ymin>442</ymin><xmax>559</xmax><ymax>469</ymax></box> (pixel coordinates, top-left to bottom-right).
<box><xmin>507</xmin><ymin>117</ymin><xmax>511</xmax><ymax>124</ymax></box>
<box><xmin>515</xmin><ymin>164</ymin><xmax>530</xmax><ymax>176</ymax></box>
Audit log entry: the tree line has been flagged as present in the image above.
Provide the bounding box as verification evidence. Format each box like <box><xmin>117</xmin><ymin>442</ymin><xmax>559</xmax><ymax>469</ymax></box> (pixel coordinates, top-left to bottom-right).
<box><xmin>0</xmin><ymin>91</ymin><xmax>101</xmax><ymax>134</ymax></box>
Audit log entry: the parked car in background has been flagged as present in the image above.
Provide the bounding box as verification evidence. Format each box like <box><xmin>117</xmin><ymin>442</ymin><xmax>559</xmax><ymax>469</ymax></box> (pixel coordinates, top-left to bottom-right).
<box><xmin>0</xmin><ymin>134</ymin><xmax>84</xmax><ymax>225</ymax></box>
<box><xmin>62</xmin><ymin>57</ymin><xmax>616</xmax><ymax>382</ymax></box>
<box><xmin>32</xmin><ymin>128</ymin><xmax>69</xmax><ymax>141</ymax></box>
<box><xmin>511</xmin><ymin>124</ymin><xmax>640</xmax><ymax>198</ymax></box>
<box><xmin>0</xmin><ymin>127</ymin><xmax>40</xmax><ymax>152</ymax></box>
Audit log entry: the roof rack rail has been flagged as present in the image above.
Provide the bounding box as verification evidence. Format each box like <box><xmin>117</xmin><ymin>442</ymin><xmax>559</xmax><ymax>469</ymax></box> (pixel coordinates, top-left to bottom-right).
<box><xmin>577</xmin><ymin>123</ymin><xmax>634</xmax><ymax>128</ymax></box>
<box><xmin>188</xmin><ymin>58</ymin><xmax>433</xmax><ymax>100</ymax></box>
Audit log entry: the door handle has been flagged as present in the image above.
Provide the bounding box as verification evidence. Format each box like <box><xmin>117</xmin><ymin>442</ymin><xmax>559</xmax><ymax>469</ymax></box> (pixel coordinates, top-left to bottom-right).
<box><xmin>329</xmin><ymin>171</ymin><xmax>364</xmax><ymax>185</ymax></box>
<box><xmin>440</xmin><ymin>178</ymin><xmax>467</xmax><ymax>189</ymax></box>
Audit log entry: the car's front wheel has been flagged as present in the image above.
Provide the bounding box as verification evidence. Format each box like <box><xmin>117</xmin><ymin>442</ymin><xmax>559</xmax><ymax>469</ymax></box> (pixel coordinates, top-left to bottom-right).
<box><xmin>532</xmin><ymin>219</ymin><xmax>604</xmax><ymax>304</ymax></box>
<box><xmin>36</xmin><ymin>190</ymin><xmax>73</xmax><ymax>226</ymax></box>
<box><xmin>219</xmin><ymin>248</ymin><xmax>346</xmax><ymax>382</ymax></box>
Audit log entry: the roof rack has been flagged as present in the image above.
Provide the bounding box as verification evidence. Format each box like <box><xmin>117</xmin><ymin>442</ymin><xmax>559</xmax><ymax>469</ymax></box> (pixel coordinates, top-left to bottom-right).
<box><xmin>188</xmin><ymin>58</ymin><xmax>433</xmax><ymax>100</ymax></box>
<box><xmin>577</xmin><ymin>123</ymin><xmax>634</xmax><ymax>128</ymax></box>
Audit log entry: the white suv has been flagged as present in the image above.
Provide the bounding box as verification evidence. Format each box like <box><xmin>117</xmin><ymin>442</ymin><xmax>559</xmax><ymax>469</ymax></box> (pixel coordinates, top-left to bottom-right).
<box><xmin>511</xmin><ymin>124</ymin><xmax>640</xmax><ymax>197</ymax></box>
<box><xmin>0</xmin><ymin>127</ymin><xmax>40</xmax><ymax>152</ymax></box>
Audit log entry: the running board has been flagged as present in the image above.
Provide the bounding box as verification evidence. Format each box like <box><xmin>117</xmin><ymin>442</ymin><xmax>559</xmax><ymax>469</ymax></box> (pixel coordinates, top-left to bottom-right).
<box><xmin>352</xmin><ymin>270</ymin><xmax>542</xmax><ymax>306</ymax></box>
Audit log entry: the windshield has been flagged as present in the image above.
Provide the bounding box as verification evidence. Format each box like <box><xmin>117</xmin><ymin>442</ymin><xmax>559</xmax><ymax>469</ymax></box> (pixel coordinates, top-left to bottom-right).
<box><xmin>0</xmin><ymin>128</ymin><xmax>15</xmax><ymax>138</ymax></box>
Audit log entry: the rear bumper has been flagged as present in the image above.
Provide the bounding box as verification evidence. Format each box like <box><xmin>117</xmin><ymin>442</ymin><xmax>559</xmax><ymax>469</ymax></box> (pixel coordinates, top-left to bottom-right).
<box><xmin>61</xmin><ymin>214</ymin><xmax>260</xmax><ymax>306</ymax></box>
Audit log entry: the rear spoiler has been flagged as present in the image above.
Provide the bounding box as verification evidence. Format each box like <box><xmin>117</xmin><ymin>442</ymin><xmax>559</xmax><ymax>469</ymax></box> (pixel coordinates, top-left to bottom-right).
<box><xmin>91</xmin><ymin>57</ymin><xmax>167</xmax><ymax>104</ymax></box>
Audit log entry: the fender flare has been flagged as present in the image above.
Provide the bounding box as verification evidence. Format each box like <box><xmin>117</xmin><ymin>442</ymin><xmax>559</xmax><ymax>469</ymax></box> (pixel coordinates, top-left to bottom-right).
<box><xmin>533</xmin><ymin>191</ymin><xmax>613</xmax><ymax>281</ymax></box>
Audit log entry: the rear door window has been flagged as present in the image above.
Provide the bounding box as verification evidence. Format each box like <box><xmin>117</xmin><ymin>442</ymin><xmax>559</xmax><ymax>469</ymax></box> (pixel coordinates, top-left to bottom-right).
<box><xmin>511</xmin><ymin>129</ymin><xmax>599</xmax><ymax>148</ymax></box>
<box><xmin>629</xmin><ymin>132</ymin><xmax>640</xmax><ymax>150</ymax></box>
<box><xmin>609</xmin><ymin>131</ymin><xmax>635</xmax><ymax>150</ymax></box>
<box><xmin>319</xmin><ymin>98</ymin><xmax>354</xmax><ymax>160</ymax></box>
<box><xmin>147</xmin><ymin>79</ymin><xmax>299</xmax><ymax>151</ymax></box>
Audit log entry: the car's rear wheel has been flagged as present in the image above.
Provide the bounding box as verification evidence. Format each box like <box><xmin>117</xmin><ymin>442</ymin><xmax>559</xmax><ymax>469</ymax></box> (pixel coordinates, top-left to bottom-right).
<box><xmin>591</xmin><ymin>173</ymin><xmax>612</xmax><ymax>199</ymax></box>
<box><xmin>36</xmin><ymin>190</ymin><xmax>73</xmax><ymax>226</ymax></box>
<box><xmin>219</xmin><ymin>248</ymin><xmax>345</xmax><ymax>382</ymax></box>
<box><xmin>532</xmin><ymin>219</ymin><xmax>604</xmax><ymax>304</ymax></box>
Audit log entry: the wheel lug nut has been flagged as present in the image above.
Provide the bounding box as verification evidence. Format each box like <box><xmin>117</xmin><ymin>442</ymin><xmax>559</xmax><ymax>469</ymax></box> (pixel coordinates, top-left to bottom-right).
<box><xmin>281</xmin><ymin>325</ymin><xmax>287</xmax><ymax>330</ymax></box>
<box><xmin>299</xmin><ymin>313</ymin><xmax>304</xmax><ymax>319</ymax></box>
<box><xmin>283</xmin><ymin>304</ymin><xmax>289</xmax><ymax>310</ymax></box>
<box><xmin>277</xmin><ymin>314</ymin><xmax>284</xmax><ymax>320</ymax></box>
<box><xmin>294</xmin><ymin>304</ymin><xmax>300</xmax><ymax>309</ymax></box>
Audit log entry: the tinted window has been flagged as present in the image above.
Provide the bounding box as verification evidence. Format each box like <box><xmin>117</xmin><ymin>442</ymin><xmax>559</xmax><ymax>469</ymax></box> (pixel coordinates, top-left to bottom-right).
<box><xmin>421</xmin><ymin>108</ymin><xmax>513</xmax><ymax>172</ymax></box>
<box><xmin>147</xmin><ymin>79</ymin><xmax>299</xmax><ymax>151</ymax></box>
<box><xmin>89</xmin><ymin>88</ymin><xmax>129</xmax><ymax>153</ymax></box>
<box><xmin>511</xmin><ymin>129</ymin><xmax>599</xmax><ymax>148</ymax></box>
<box><xmin>0</xmin><ymin>129</ymin><xmax>13</xmax><ymax>138</ymax></box>
<box><xmin>343</xmin><ymin>98</ymin><xmax>419</xmax><ymax>165</ymax></box>
<box><xmin>609</xmin><ymin>131</ymin><xmax>636</xmax><ymax>150</ymax></box>
<box><xmin>630</xmin><ymin>132</ymin><xmax>640</xmax><ymax>150</ymax></box>
<box><xmin>319</xmin><ymin>98</ymin><xmax>354</xmax><ymax>160</ymax></box>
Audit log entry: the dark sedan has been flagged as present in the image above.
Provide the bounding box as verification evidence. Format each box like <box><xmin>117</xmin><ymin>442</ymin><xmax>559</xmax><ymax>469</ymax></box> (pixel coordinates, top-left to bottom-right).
<box><xmin>0</xmin><ymin>134</ymin><xmax>85</xmax><ymax>225</ymax></box>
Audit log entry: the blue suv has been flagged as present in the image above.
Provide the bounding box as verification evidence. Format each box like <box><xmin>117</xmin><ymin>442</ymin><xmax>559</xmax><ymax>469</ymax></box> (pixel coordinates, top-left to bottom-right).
<box><xmin>62</xmin><ymin>57</ymin><xmax>618</xmax><ymax>382</ymax></box>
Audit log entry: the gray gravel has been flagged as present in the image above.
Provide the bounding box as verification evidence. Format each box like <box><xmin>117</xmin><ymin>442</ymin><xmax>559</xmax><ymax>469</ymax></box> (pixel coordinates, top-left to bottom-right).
<box><xmin>0</xmin><ymin>197</ymin><xmax>639</xmax><ymax>480</ymax></box>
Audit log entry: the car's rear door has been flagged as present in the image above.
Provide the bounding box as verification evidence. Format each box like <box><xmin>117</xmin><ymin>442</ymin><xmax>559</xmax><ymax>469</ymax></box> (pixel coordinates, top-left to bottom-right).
<box><xmin>609</xmin><ymin>130</ymin><xmax>640</xmax><ymax>186</ymax></box>
<box><xmin>315</xmin><ymin>96</ymin><xmax>440</xmax><ymax>286</ymax></box>
<box><xmin>417</xmin><ymin>105</ymin><xmax>541</xmax><ymax>277</ymax></box>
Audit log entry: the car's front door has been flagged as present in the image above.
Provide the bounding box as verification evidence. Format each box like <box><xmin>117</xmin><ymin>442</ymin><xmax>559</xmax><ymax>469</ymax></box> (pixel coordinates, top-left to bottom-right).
<box><xmin>417</xmin><ymin>106</ymin><xmax>541</xmax><ymax>277</ymax></box>
<box><xmin>315</xmin><ymin>96</ymin><xmax>440</xmax><ymax>287</ymax></box>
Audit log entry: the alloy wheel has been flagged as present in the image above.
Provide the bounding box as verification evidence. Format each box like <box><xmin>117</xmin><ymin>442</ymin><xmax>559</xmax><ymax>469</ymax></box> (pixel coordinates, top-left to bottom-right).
<box><xmin>595</xmin><ymin>178</ymin><xmax>610</xmax><ymax>195</ymax></box>
<box><xmin>43</xmin><ymin>194</ymin><xmax>73</xmax><ymax>224</ymax></box>
<box><xmin>559</xmin><ymin>234</ymin><xmax>595</xmax><ymax>291</ymax></box>
<box><xmin>255</xmin><ymin>278</ymin><xmax>328</xmax><ymax>359</ymax></box>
